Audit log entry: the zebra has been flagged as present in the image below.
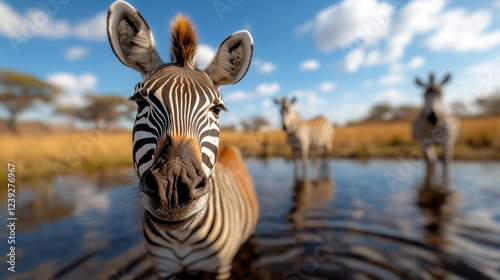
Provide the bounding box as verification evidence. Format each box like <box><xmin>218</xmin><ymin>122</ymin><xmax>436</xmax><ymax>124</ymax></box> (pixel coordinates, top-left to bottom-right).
<box><xmin>413</xmin><ymin>73</ymin><xmax>460</xmax><ymax>187</ymax></box>
<box><xmin>274</xmin><ymin>96</ymin><xmax>334</xmax><ymax>179</ymax></box>
<box><xmin>107</xmin><ymin>1</ymin><xmax>258</xmax><ymax>279</ymax></box>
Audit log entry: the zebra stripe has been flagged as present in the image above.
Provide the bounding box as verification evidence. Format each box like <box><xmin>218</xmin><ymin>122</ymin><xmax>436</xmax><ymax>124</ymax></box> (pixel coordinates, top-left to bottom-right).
<box><xmin>144</xmin><ymin>163</ymin><xmax>257</xmax><ymax>279</ymax></box>
<box><xmin>412</xmin><ymin>73</ymin><xmax>460</xmax><ymax>185</ymax></box>
<box><xmin>275</xmin><ymin>96</ymin><xmax>334</xmax><ymax>178</ymax></box>
<box><xmin>107</xmin><ymin>2</ymin><xmax>257</xmax><ymax>278</ymax></box>
<box><xmin>132</xmin><ymin>67</ymin><xmax>221</xmax><ymax>179</ymax></box>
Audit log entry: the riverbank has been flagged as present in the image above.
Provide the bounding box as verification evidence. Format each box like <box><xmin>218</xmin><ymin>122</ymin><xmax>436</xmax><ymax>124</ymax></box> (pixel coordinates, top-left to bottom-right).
<box><xmin>1</xmin><ymin>116</ymin><xmax>498</xmax><ymax>179</ymax></box>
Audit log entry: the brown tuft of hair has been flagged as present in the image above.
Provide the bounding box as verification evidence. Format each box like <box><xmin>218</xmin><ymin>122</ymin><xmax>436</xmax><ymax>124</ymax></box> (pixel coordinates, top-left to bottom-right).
<box><xmin>169</xmin><ymin>14</ymin><xmax>197</xmax><ymax>68</ymax></box>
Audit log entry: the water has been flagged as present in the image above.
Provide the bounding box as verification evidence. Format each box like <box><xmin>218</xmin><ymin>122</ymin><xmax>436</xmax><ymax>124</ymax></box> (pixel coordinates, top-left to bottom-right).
<box><xmin>1</xmin><ymin>159</ymin><xmax>500</xmax><ymax>280</ymax></box>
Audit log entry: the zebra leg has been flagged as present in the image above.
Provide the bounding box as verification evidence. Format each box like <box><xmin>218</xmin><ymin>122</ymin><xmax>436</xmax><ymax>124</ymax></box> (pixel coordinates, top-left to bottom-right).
<box><xmin>292</xmin><ymin>148</ymin><xmax>299</xmax><ymax>179</ymax></box>
<box><xmin>422</xmin><ymin>145</ymin><xmax>437</xmax><ymax>186</ymax></box>
<box><xmin>301</xmin><ymin>148</ymin><xmax>308</xmax><ymax>180</ymax></box>
<box><xmin>442</xmin><ymin>144</ymin><xmax>453</xmax><ymax>188</ymax></box>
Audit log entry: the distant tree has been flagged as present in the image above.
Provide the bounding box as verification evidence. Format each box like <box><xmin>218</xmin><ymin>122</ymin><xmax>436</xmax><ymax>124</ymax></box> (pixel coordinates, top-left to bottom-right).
<box><xmin>250</xmin><ymin>116</ymin><xmax>270</xmax><ymax>131</ymax></box>
<box><xmin>56</xmin><ymin>93</ymin><xmax>136</xmax><ymax>128</ymax></box>
<box><xmin>368</xmin><ymin>104</ymin><xmax>393</xmax><ymax>120</ymax></box>
<box><xmin>0</xmin><ymin>70</ymin><xmax>60</xmax><ymax>132</ymax></box>
<box><xmin>476</xmin><ymin>94</ymin><xmax>500</xmax><ymax>116</ymax></box>
<box><xmin>241</xmin><ymin>120</ymin><xmax>252</xmax><ymax>132</ymax></box>
<box><xmin>393</xmin><ymin>105</ymin><xmax>420</xmax><ymax>120</ymax></box>
<box><xmin>450</xmin><ymin>101</ymin><xmax>469</xmax><ymax>116</ymax></box>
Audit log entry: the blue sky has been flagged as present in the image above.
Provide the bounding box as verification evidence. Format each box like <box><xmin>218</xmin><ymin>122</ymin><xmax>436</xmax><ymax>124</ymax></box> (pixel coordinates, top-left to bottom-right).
<box><xmin>1</xmin><ymin>0</ymin><xmax>500</xmax><ymax>127</ymax></box>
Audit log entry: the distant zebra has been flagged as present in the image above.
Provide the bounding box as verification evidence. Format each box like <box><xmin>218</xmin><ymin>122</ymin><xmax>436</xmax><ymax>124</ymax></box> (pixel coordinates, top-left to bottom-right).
<box><xmin>107</xmin><ymin>2</ymin><xmax>258</xmax><ymax>279</ymax></box>
<box><xmin>274</xmin><ymin>96</ymin><xmax>334</xmax><ymax>179</ymax></box>
<box><xmin>413</xmin><ymin>73</ymin><xmax>460</xmax><ymax>186</ymax></box>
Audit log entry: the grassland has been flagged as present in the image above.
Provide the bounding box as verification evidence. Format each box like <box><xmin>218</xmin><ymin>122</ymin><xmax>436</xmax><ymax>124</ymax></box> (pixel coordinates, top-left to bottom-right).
<box><xmin>1</xmin><ymin>116</ymin><xmax>498</xmax><ymax>179</ymax></box>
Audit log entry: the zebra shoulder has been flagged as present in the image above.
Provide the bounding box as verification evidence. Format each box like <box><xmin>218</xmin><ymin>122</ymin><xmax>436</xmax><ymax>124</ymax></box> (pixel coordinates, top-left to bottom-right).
<box><xmin>217</xmin><ymin>145</ymin><xmax>258</xmax><ymax>215</ymax></box>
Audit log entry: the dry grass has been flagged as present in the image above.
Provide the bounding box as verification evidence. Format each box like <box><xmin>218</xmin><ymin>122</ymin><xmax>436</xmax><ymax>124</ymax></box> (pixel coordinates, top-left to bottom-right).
<box><xmin>1</xmin><ymin>116</ymin><xmax>498</xmax><ymax>179</ymax></box>
<box><xmin>0</xmin><ymin>131</ymin><xmax>132</xmax><ymax>179</ymax></box>
<box><xmin>220</xmin><ymin>116</ymin><xmax>500</xmax><ymax>160</ymax></box>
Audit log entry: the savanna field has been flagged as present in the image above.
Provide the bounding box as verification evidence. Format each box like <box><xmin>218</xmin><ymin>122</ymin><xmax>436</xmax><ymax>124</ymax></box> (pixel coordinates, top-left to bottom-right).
<box><xmin>1</xmin><ymin>116</ymin><xmax>498</xmax><ymax>179</ymax></box>
<box><xmin>2</xmin><ymin>0</ymin><xmax>500</xmax><ymax>279</ymax></box>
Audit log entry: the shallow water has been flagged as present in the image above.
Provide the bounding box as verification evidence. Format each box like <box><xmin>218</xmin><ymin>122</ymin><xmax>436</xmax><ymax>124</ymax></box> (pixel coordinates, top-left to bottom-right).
<box><xmin>1</xmin><ymin>159</ymin><xmax>500</xmax><ymax>279</ymax></box>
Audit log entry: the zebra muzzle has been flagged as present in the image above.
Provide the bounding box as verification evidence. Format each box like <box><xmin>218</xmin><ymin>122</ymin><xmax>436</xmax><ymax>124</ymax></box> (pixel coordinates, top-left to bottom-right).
<box><xmin>141</xmin><ymin>155</ymin><xmax>209</xmax><ymax>209</ymax></box>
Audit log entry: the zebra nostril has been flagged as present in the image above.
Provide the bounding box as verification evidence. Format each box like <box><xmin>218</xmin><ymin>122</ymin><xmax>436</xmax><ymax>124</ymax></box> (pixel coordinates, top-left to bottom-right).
<box><xmin>142</xmin><ymin>170</ymin><xmax>159</xmax><ymax>193</ymax></box>
<box><xmin>195</xmin><ymin>177</ymin><xmax>206</xmax><ymax>189</ymax></box>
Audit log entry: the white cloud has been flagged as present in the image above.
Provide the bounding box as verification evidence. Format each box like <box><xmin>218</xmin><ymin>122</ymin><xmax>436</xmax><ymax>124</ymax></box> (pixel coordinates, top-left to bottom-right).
<box><xmin>378</xmin><ymin>73</ymin><xmax>404</xmax><ymax>85</ymax></box>
<box><xmin>297</xmin><ymin>0</ymin><xmax>393</xmax><ymax>52</ymax></box>
<box><xmin>408</xmin><ymin>56</ymin><xmax>425</xmax><ymax>69</ymax></box>
<box><xmin>390</xmin><ymin>56</ymin><xmax>425</xmax><ymax>73</ymax></box>
<box><xmin>74</xmin><ymin>12</ymin><xmax>107</xmax><ymax>41</ymax></box>
<box><xmin>357</xmin><ymin>0</ymin><xmax>445</xmax><ymax>68</ymax></box>
<box><xmin>372</xmin><ymin>88</ymin><xmax>406</xmax><ymax>104</ymax></box>
<box><xmin>47</xmin><ymin>73</ymin><xmax>97</xmax><ymax>106</ymax></box>
<box><xmin>343</xmin><ymin>49</ymin><xmax>364</xmax><ymax>72</ymax></box>
<box><xmin>256</xmin><ymin>83</ymin><xmax>280</xmax><ymax>95</ymax></box>
<box><xmin>225</xmin><ymin>90</ymin><xmax>247</xmax><ymax>101</ymax></box>
<box><xmin>426</xmin><ymin>9</ymin><xmax>500</xmax><ymax>52</ymax></box>
<box><xmin>226</xmin><ymin>83</ymin><xmax>281</xmax><ymax>101</ymax></box>
<box><xmin>195</xmin><ymin>44</ymin><xmax>216</xmax><ymax>69</ymax></box>
<box><xmin>362</xmin><ymin>80</ymin><xmax>372</xmax><ymax>88</ymax></box>
<box><xmin>0</xmin><ymin>2</ymin><xmax>106</xmax><ymax>42</ymax></box>
<box><xmin>253</xmin><ymin>59</ymin><xmax>277</xmax><ymax>74</ymax></box>
<box><xmin>318</xmin><ymin>82</ymin><xmax>336</xmax><ymax>92</ymax></box>
<box><xmin>299</xmin><ymin>59</ymin><xmax>320</xmax><ymax>71</ymax></box>
<box><xmin>65</xmin><ymin>46</ymin><xmax>88</xmax><ymax>61</ymax></box>
<box><xmin>303</xmin><ymin>0</ymin><xmax>500</xmax><ymax>72</ymax></box>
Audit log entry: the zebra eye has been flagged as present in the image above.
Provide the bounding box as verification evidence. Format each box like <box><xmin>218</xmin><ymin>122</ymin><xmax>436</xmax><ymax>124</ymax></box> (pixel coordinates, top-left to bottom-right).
<box><xmin>212</xmin><ymin>105</ymin><xmax>222</xmax><ymax>116</ymax></box>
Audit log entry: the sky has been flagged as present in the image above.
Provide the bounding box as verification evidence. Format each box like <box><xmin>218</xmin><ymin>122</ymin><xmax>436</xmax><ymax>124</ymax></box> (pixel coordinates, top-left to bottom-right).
<box><xmin>1</xmin><ymin>0</ymin><xmax>500</xmax><ymax>128</ymax></box>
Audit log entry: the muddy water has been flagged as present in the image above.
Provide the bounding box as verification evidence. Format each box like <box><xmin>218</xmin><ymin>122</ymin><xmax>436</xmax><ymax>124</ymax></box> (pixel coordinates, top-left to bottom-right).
<box><xmin>1</xmin><ymin>159</ymin><xmax>500</xmax><ymax>279</ymax></box>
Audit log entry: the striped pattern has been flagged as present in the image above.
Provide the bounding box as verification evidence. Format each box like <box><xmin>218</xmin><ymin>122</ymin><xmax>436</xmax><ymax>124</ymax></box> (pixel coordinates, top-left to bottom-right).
<box><xmin>412</xmin><ymin>73</ymin><xmax>460</xmax><ymax>185</ymax></box>
<box><xmin>132</xmin><ymin>67</ymin><xmax>222</xmax><ymax>178</ymax></box>
<box><xmin>144</xmin><ymin>162</ymin><xmax>258</xmax><ymax>279</ymax></box>
<box><xmin>107</xmin><ymin>2</ymin><xmax>258</xmax><ymax>278</ymax></box>
<box><xmin>275</xmin><ymin>97</ymin><xmax>334</xmax><ymax>178</ymax></box>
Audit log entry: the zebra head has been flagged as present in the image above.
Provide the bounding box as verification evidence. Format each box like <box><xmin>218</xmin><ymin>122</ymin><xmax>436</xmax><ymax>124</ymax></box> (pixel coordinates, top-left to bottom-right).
<box><xmin>415</xmin><ymin>73</ymin><xmax>451</xmax><ymax>125</ymax></box>
<box><xmin>107</xmin><ymin>1</ymin><xmax>253</xmax><ymax>225</ymax></box>
<box><xmin>274</xmin><ymin>96</ymin><xmax>298</xmax><ymax>131</ymax></box>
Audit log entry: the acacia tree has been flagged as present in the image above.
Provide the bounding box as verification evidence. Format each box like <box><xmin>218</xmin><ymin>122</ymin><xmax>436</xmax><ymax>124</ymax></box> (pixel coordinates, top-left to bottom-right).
<box><xmin>56</xmin><ymin>93</ymin><xmax>136</xmax><ymax>128</ymax></box>
<box><xmin>0</xmin><ymin>70</ymin><xmax>60</xmax><ymax>132</ymax></box>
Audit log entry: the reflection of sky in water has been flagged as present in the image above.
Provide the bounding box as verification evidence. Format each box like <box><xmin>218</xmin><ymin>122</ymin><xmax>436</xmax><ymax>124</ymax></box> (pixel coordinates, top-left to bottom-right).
<box><xmin>0</xmin><ymin>159</ymin><xmax>499</xmax><ymax>280</ymax></box>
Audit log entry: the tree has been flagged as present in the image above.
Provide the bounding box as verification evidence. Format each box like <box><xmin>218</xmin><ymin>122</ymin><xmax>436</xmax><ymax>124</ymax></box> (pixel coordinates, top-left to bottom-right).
<box><xmin>476</xmin><ymin>94</ymin><xmax>500</xmax><ymax>116</ymax></box>
<box><xmin>450</xmin><ymin>101</ymin><xmax>469</xmax><ymax>116</ymax></box>
<box><xmin>0</xmin><ymin>70</ymin><xmax>60</xmax><ymax>132</ymax></box>
<box><xmin>56</xmin><ymin>93</ymin><xmax>136</xmax><ymax>128</ymax></box>
<box><xmin>241</xmin><ymin>116</ymin><xmax>270</xmax><ymax>132</ymax></box>
<box><xmin>367</xmin><ymin>104</ymin><xmax>393</xmax><ymax>120</ymax></box>
<box><xmin>250</xmin><ymin>116</ymin><xmax>270</xmax><ymax>131</ymax></box>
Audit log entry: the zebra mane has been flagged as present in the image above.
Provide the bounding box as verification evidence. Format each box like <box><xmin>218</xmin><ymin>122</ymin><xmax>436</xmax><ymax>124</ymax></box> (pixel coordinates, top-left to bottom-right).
<box><xmin>169</xmin><ymin>14</ymin><xmax>197</xmax><ymax>68</ymax></box>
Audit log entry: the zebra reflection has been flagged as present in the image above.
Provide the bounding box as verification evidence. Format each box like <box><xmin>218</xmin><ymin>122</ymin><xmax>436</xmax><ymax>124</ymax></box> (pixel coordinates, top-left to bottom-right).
<box><xmin>416</xmin><ymin>167</ymin><xmax>458</xmax><ymax>247</ymax></box>
<box><xmin>288</xmin><ymin>174</ymin><xmax>335</xmax><ymax>232</ymax></box>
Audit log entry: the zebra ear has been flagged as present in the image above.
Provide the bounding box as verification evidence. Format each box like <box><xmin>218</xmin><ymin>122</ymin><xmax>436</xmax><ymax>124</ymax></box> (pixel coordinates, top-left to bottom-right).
<box><xmin>204</xmin><ymin>31</ymin><xmax>253</xmax><ymax>87</ymax></box>
<box><xmin>290</xmin><ymin>96</ymin><xmax>297</xmax><ymax>104</ymax></box>
<box><xmin>441</xmin><ymin>73</ymin><xmax>451</xmax><ymax>86</ymax></box>
<box><xmin>415</xmin><ymin>77</ymin><xmax>426</xmax><ymax>88</ymax></box>
<box><xmin>429</xmin><ymin>73</ymin><xmax>435</xmax><ymax>85</ymax></box>
<box><xmin>107</xmin><ymin>1</ymin><xmax>163</xmax><ymax>78</ymax></box>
